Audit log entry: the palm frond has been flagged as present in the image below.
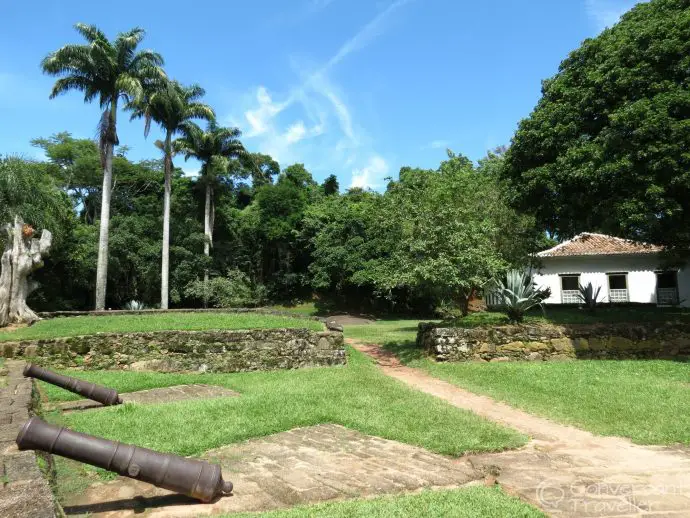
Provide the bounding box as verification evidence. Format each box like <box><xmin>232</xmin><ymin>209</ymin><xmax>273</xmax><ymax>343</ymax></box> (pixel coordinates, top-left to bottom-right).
<box><xmin>73</xmin><ymin>23</ymin><xmax>108</xmax><ymax>44</ymax></box>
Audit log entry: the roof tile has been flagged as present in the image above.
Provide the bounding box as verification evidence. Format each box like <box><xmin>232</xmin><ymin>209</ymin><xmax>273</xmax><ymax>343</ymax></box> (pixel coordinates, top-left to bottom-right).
<box><xmin>537</xmin><ymin>233</ymin><xmax>663</xmax><ymax>257</ymax></box>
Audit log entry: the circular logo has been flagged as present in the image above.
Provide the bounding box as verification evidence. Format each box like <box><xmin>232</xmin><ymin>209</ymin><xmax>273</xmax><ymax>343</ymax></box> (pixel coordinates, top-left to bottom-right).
<box><xmin>536</xmin><ymin>481</ymin><xmax>566</xmax><ymax>508</ymax></box>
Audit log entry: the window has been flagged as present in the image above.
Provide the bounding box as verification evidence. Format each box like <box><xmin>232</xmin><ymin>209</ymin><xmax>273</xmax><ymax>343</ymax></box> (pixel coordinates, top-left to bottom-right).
<box><xmin>560</xmin><ymin>275</ymin><xmax>580</xmax><ymax>303</ymax></box>
<box><xmin>607</xmin><ymin>273</ymin><xmax>629</xmax><ymax>303</ymax></box>
<box><xmin>656</xmin><ymin>271</ymin><xmax>679</xmax><ymax>305</ymax></box>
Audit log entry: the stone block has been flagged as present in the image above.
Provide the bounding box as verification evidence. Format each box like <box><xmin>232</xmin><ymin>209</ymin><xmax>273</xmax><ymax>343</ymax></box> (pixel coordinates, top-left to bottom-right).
<box><xmin>497</xmin><ymin>341</ymin><xmax>526</xmax><ymax>353</ymax></box>
<box><xmin>526</xmin><ymin>352</ymin><xmax>543</xmax><ymax>361</ymax></box>
<box><xmin>573</xmin><ymin>338</ymin><xmax>589</xmax><ymax>351</ymax></box>
<box><xmin>608</xmin><ymin>336</ymin><xmax>635</xmax><ymax>350</ymax></box>
<box><xmin>551</xmin><ymin>338</ymin><xmax>575</xmax><ymax>353</ymax></box>
<box><xmin>524</xmin><ymin>341</ymin><xmax>550</xmax><ymax>352</ymax></box>
<box><xmin>478</xmin><ymin>342</ymin><xmax>496</xmax><ymax>353</ymax></box>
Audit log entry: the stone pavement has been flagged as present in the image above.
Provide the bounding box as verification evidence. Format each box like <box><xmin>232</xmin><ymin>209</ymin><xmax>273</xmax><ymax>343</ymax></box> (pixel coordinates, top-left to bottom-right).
<box><xmin>61</xmin><ymin>424</ymin><xmax>484</xmax><ymax>517</ymax></box>
<box><xmin>0</xmin><ymin>360</ymin><xmax>57</xmax><ymax>518</ymax></box>
<box><xmin>53</xmin><ymin>384</ymin><xmax>240</xmax><ymax>412</ymax></box>
<box><xmin>352</xmin><ymin>340</ymin><xmax>690</xmax><ymax>517</ymax></box>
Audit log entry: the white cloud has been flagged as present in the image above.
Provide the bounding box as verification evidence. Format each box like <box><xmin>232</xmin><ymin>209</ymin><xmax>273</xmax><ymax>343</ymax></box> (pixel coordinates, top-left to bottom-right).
<box><xmin>230</xmin><ymin>1</ymin><xmax>415</xmax><ymax>181</ymax></box>
<box><xmin>324</xmin><ymin>0</ymin><xmax>414</xmax><ymax>72</ymax></box>
<box><xmin>243</xmin><ymin>86</ymin><xmax>289</xmax><ymax>137</ymax></box>
<box><xmin>284</xmin><ymin>121</ymin><xmax>307</xmax><ymax>144</ymax></box>
<box><xmin>350</xmin><ymin>155</ymin><xmax>389</xmax><ymax>189</ymax></box>
<box><xmin>424</xmin><ymin>140</ymin><xmax>449</xmax><ymax>150</ymax></box>
<box><xmin>584</xmin><ymin>0</ymin><xmax>643</xmax><ymax>32</ymax></box>
<box><xmin>181</xmin><ymin>167</ymin><xmax>200</xmax><ymax>178</ymax></box>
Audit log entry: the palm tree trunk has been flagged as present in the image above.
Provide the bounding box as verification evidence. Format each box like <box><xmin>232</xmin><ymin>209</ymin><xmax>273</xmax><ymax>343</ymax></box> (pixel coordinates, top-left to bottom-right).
<box><xmin>160</xmin><ymin>129</ymin><xmax>172</xmax><ymax>310</ymax></box>
<box><xmin>203</xmin><ymin>181</ymin><xmax>212</xmax><ymax>308</ymax></box>
<box><xmin>95</xmin><ymin>144</ymin><xmax>113</xmax><ymax>311</ymax></box>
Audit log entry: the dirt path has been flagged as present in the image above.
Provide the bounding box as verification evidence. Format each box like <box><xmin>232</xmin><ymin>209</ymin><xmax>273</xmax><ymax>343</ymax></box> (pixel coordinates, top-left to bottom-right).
<box><xmin>351</xmin><ymin>340</ymin><xmax>690</xmax><ymax>517</ymax></box>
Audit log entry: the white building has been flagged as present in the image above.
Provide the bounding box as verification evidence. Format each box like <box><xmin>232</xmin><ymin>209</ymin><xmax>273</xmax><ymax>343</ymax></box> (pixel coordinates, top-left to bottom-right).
<box><xmin>533</xmin><ymin>233</ymin><xmax>690</xmax><ymax>307</ymax></box>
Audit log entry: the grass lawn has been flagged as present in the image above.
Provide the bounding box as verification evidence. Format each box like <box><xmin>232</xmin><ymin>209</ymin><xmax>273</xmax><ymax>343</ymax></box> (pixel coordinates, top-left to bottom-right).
<box><xmin>46</xmin><ymin>347</ymin><xmax>526</xmax><ymax>503</ymax></box>
<box><xmin>344</xmin><ymin>319</ymin><xmax>431</xmax><ymax>346</ymax></box>
<box><xmin>222</xmin><ymin>487</ymin><xmax>544</xmax><ymax>518</ymax></box>
<box><xmin>0</xmin><ymin>312</ymin><xmax>323</xmax><ymax>342</ymax></box>
<box><xmin>45</xmin><ymin>348</ymin><xmax>526</xmax><ymax>456</ymax></box>
<box><xmin>269</xmin><ymin>302</ymin><xmax>322</xmax><ymax>317</ymax></box>
<box><xmin>347</xmin><ymin>320</ymin><xmax>690</xmax><ymax>446</ymax></box>
<box><xmin>411</xmin><ymin>357</ymin><xmax>690</xmax><ymax>445</ymax></box>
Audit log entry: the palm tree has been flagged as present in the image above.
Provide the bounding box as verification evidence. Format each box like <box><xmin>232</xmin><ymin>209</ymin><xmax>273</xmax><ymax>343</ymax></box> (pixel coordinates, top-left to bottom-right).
<box><xmin>41</xmin><ymin>23</ymin><xmax>165</xmax><ymax>310</ymax></box>
<box><xmin>177</xmin><ymin>121</ymin><xmax>247</xmax><ymax>297</ymax></box>
<box><xmin>130</xmin><ymin>80</ymin><xmax>214</xmax><ymax>309</ymax></box>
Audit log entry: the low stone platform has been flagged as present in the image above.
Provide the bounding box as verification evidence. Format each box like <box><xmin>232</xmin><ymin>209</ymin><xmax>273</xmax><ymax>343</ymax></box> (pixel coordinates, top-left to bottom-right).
<box><xmin>54</xmin><ymin>384</ymin><xmax>240</xmax><ymax>412</ymax></box>
<box><xmin>0</xmin><ymin>360</ymin><xmax>57</xmax><ymax>518</ymax></box>
<box><xmin>60</xmin><ymin>424</ymin><xmax>484</xmax><ymax>517</ymax></box>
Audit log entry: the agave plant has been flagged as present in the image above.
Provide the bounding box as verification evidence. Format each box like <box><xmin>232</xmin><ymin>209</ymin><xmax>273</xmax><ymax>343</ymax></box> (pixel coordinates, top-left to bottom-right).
<box><xmin>489</xmin><ymin>270</ymin><xmax>550</xmax><ymax>323</ymax></box>
<box><xmin>124</xmin><ymin>300</ymin><xmax>147</xmax><ymax>311</ymax></box>
<box><xmin>577</xmin><ymin>282</ymin><xmax>603</xmax><ymax>312</ymax></box>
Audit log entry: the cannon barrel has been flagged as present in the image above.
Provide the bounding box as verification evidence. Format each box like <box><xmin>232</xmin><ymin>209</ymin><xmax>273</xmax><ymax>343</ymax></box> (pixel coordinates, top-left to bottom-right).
<box><xmin>16</xmin><ymin>417</ymin><xmax>233</xmax><ymax>502</ymax></box>
<box><xmin>23</xmin><ymin>363</ymin><xmax>122</xmax><ymax>406</ymax></box>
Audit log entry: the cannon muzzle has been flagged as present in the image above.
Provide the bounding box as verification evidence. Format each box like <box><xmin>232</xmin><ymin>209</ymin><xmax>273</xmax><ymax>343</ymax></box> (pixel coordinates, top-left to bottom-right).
<box><xmin>16</xmin><ymin>417</ymin><xmax>233</xmax><ymax>502</ymax></box>
<box><xmin>24</xmin><ymin>363</ymin><xmax>122</xmax><ymax>406</ymax></box>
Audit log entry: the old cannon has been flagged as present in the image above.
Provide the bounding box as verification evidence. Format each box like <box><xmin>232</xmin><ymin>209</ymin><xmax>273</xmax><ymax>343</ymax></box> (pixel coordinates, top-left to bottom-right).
<box><xmin>24</xmin><ymin>363</ymin><xmax>122</xmax><ymax>406</ymax></box>
<box><xmin>16</xmin><ymin>417</ymin><xmax>233</xmax><ymax>502</ymax></box>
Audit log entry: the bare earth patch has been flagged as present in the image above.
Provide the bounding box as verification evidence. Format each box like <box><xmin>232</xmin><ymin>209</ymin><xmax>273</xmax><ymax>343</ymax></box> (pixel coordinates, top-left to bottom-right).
<box><xmin>60</xmin><ymin>424</ymin><xmax>484</xmax><ymax>517</ymax></box>
<box><xmin>324</xmin><ymin>314</ymin><xmax>375</xmax><ymax>326</ymax></box>
<box><xmin>52</xmin><ymin>384</ymin><xmax>240</xmax><ymax>412</ymax></box>
<box><xmin>350</xmin><ymin>340</ymin><xmax>690</xmax><ymax>517</ymax></box>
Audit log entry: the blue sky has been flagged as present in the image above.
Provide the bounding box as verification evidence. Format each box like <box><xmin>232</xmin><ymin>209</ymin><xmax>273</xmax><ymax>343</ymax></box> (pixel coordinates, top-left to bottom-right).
<box><xmin>0</xmin><ymin>0</ymin><xmax>643</xmax><ymax>189</ymax></box>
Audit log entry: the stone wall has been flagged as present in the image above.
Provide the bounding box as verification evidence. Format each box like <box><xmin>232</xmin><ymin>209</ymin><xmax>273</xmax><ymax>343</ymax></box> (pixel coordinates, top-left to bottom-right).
<box><xmin>0</xmin><ymin>329</ymin><xmax>346</xmax><ymax>372</ymax></box>
<box><xmin>418</xmin><ymin>322</ymin><xmax>690</xmax><ymax>362</ymax></box>
<box><xmin>0</xmin><ymin>361</ymin><xmax>57</xmax><ymax>517</ymax></box>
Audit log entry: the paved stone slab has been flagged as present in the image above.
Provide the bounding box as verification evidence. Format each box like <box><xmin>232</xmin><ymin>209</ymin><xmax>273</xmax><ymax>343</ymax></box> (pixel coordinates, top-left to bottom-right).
<box><xmin>60</xmin><ymin>424</ymin><xmax>483</xmax><ymax>517</ymax></box>
<box><xmin>352</xmin><ymin>340</ymin><xmax>690</xmax><ymax>518</ymax></box>
<box><xmin>0</xmin><ymin>360</ymin><xmax>57</xmax><ymax>518</ymax></box>
<box><xmin>54</xmin><ymin>384</ymin><xmax>240</xmax><ymax>412</ymax></box>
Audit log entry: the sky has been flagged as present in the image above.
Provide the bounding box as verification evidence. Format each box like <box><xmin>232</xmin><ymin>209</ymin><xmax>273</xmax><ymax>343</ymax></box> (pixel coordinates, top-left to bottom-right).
<box><xmin>0</xmin><ymin>0</ymin><xmax>644</xmax><ymax>189</ymax></box>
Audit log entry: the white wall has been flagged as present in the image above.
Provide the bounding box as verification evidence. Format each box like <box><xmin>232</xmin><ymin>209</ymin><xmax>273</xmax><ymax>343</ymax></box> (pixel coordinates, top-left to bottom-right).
<box><xmin>532</xmin><ymin>254</ymin><xmax>690</xmax><ymax>307</ymax></box>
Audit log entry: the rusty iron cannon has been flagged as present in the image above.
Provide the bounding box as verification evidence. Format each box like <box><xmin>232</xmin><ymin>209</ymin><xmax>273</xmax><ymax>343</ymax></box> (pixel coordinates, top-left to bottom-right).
<box><xmin>23</xmin><ymin>363</ymin><xmax>122</xmax><ymax>406</ymax></box>
<box><xmin>16</xmin><ymin>417</ymin><xmax>233</xmax><ymax>502</ymax></box>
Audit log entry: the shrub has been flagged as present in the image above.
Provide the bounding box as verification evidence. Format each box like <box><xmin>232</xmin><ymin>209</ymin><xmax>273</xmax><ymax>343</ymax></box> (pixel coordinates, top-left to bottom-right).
<box><xmin>184</xmin><ymin>269</ymin><xmax>265</xmax><ymax>308</ymax></box>
<box><xmin>577</xmin><ymin>282</ymin><xmax>603</xmax><ymax>312</ymax></box>
<box><xmin>489</xmin><ymin>270</ymin><xmax>550</xmax><ymax>323</ymax></box>
<box><xmin>124</xmin><ymin>300</ymin><xmax>146</xmax><ymax>310</ymax></box>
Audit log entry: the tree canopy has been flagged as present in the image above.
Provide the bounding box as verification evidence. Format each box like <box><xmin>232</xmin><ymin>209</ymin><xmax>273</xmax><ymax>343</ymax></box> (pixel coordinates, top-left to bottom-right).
<box><xmin>502</xmin><ymin>0</ymin><xmax>690</xmax><ymax>249</ymax></box>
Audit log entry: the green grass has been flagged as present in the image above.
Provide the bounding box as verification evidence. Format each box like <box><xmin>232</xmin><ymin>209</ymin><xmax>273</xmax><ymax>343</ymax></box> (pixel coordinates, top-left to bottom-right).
<box><xmin>269</xmin><ymin>302</ymin><xmax>321</xmax><ymax>317</ymax></box>
<box><xmin>48</xmin><ymin>348</ymin><xmax>526</xmax><ymax>457</ymax></box>
<box><xmin>345</xmin><ymin>317</ymin><xmax>690</xmax><ymax>445</ymax></box>
<box><xmin>344</xmin><ymin>319</ymin><xmax>433</xmax><ymax>346</ymax></box>
<box><xmin>0</xmin><ymin>312</ymin><xmax>323</xmax><ymax>342</ymax></box>
<box><xmin>386</xmin><ymin>341</ymin><xmax>690</xmax><ymax>445</ymax></box>
<box><xmin>222</xmin><ymin>487</ymin><xmax>544</xmax><ymax>517</ymax></box>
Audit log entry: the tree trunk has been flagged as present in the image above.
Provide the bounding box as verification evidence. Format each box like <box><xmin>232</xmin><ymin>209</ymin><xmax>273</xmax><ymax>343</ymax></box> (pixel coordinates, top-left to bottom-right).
<box><xmin>95</xmin><ymin>103</ymin><xmax>117</xmax><ymax>311</ymax></box>
<box><xmin>203</xmin><ymin>181</ymin><xmax>213</xmax><ymax>308</ymax></box>
<box><xmin>456</xmin><ymin>288</ymin><xmax>472</xmax><ymax>317</ymax></box>
<box><xmin>0</xmin><ymin>216</ymin><xmax>53</xmax><ymax>327</ymax></box>
<box><xmin>160</xmin><ymin>129</ymin><xmax>172</xmax><ymax>310</ymax></box>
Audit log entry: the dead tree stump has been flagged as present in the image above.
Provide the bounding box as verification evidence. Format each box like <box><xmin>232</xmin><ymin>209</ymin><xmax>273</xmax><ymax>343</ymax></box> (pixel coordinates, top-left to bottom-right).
<box><xmin>0</xmin><ymin>216</ymin><xmax>52</xmax><ymax>327</ymax></box>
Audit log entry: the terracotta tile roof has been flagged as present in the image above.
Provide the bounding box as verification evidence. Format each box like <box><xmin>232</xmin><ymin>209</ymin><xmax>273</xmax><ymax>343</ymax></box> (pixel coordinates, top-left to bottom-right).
<box><xmin>537</xmin><ymin>233</ymin><xmax>663</xmax><ymax>258</ymax></box>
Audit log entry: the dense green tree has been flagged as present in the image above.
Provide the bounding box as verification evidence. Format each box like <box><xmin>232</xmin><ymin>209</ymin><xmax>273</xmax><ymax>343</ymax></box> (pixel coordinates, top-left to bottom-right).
<box><xmin>177</xmin><ymin>121</ymin><xmax>247</xmax><ymax>303</ymax></box>
<box><xmin>322</xmin><ymin>174</ymin><xmax>339</xmax><ymax>196</ymax></box>
<box><xmin>130</xmin><ymin>80</ymin><xmax>214</xmax><ymax>308</ymax></box>
<box><xmin>502</xmin><ymin>0</ymin><xmax>690</xmax><ymax>249</ymax></box>
<box><xmin>364</xmin><ymin>153</ymin><xmax>509</xmax><ymax>315</ymax></box>
<box><xmin>0</xmin><ymin>156</ymin><xmax>72</xmax><ymax>234</ymax></box>
<box><xmin>42</xmin><ymin>23</ymin><xmax>165</xmax><ymax>309</ymax></box>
